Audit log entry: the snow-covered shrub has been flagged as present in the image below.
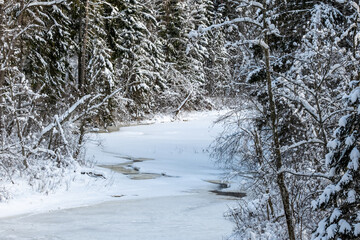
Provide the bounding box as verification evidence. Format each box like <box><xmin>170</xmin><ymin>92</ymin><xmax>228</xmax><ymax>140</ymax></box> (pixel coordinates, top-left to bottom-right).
<box><xmin>226</xmin><ymin>197</ymin><xmax>286</xmax><ymax>240</ymax></box>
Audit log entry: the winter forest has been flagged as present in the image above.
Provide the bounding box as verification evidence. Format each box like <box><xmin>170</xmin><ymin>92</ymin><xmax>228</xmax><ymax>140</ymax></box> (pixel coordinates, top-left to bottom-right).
<box><xmin>1</xmin><ymin>0</ymin><xmax>360</xmax><ymax>239</ymax></box>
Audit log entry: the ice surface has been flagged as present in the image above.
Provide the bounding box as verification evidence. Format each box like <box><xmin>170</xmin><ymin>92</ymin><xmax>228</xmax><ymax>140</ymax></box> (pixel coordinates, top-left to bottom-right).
<box><xmin>0</xmin><ymin>193</ymin><xmax>233</xmax><ymax>240</ymax></box>
<box><xmin>0</xmin><ymin>110</ymin><xmax>236</xmax><ymax>239</ymax></box>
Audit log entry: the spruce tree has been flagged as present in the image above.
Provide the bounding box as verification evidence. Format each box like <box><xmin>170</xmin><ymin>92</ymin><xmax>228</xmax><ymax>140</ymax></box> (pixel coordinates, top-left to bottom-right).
<box><xmin>105</xmin><ymin>0</ymin><xmax>164</xmax><ymax>117</ymax></box>
<box><xmin>312</xmin><ymin>1</ymin><xmax>360</xmax><ymax>239</ymax></box>
<box><xmin>312</xmin><ymin>83</ymin><xmax>360</xmax><ymax>239</ymax></box>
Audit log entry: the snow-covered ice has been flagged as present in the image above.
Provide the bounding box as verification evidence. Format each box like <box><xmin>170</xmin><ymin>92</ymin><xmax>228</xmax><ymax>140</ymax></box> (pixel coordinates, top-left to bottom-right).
<box><xmin>0</xmin><ymin>110</ymin><xmax>236</xmax><ymax>240</ymax></box>
<box><xmin>0</xmin><ymin>193</ymin><xmax>233</xmax><ymax>240</ymax></box>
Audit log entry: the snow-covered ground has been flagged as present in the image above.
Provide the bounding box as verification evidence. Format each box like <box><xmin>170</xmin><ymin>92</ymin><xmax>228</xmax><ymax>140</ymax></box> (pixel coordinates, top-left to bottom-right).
<box><xmin>0</xmin><ymin>110</ymin><xmax>237</xmax><ymax>240</ymax></box>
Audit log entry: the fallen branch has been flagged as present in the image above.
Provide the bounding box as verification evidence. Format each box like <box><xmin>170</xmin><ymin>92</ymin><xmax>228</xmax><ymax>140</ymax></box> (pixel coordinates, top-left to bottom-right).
<box><xmin>29</xmin><ymin>94</ymin><xmax>92</xmax><ymax>156</ymax></box>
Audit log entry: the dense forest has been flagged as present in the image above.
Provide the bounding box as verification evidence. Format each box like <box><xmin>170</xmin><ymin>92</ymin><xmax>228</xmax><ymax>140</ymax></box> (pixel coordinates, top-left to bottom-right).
<box><xmin>1</xmin><ymin>0</ymin><xmax>360</xmax><ymax>239</ymax></box>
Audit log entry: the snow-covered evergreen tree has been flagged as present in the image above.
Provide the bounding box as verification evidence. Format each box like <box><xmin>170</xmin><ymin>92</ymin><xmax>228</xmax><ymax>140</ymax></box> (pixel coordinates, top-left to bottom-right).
<box><xmin>312</xmin><ymin>1</ymin><xmax>360</xmax><ymax>239</ymax></box>
<box><xmin>312</xmin><ymin>83</ymin><xmax>360</xmax><ymax>240</ymax></box>
<box><xmin>105</xmin><ymin>0</ymin><xmax>165</xmax><ymax>118</ymax></box>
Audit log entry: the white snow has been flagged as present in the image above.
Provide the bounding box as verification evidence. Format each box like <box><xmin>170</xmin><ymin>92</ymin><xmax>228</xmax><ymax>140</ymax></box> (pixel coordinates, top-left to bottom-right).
<box><xmin>339</xmin><ymin>219</ymin><xmax>351</xmax><ymax>234</ymax></box>
<box><xmin>314</xmin><ymin>217</ymin><xmax>327</xmax><ymax>237</ymax></box>
<box><xmin>188</xmin><ymin>30</ymin><xmax>199</xmax><ymax>39</ymax></box>
<box><xmin>349</xmin><ymin>147</ymin><xmax>360</xmax><ymax>170</ymax></box>
<box><xmin>0</xmin><ymin>110</ymin><xmax>235</xmax><ymax>240</ymax></box>
<box><xmin>347</xmin><ymin>189</ymin><xmax>356</xmax><ymax>203</ymax></box>
<box><xmin>327</xmin><ymin>139</ymin><xmax>339</xmax><ymax>150</ymax></box>
<box><xmin>330</xmin><ymin>208</ymin><xmax>341</xmax><ymax>223</ymax></box>
<box><xmin>325</xmin><ymin>152</ymin><xmax>334</xmax><ymax>167</ymax></box>
<box><xmin>326</xmin><ymin>224</ymin><xmax>337</xmax><ymax>239</ymax></box>
<box><xmin>316</xmin><ymin>184</ymin><xmax>336</xmax><ymax>207</ymax></box>
<box><xmin>338</xmin><ymin>115</ymin><xmax>349</xmax><ymax>127</ymax></box>
<box><xmin>345</xmin><ymin>134</ymin><xmax>355</xmax><ymax>146</ymax></box>
<box><xmin>350</xmin><ymin>88</ymin><xmax>360</xmax><ymax>104</ymax></box>
<box><xmin>337</xmin><ymin>170</ymin><xmax>353</xmax><ymax>188</ymax></box>
<box><xmin>354</xmin><ymin>223</ymin><xmax>360</xmax><ymax>236</ymax></box>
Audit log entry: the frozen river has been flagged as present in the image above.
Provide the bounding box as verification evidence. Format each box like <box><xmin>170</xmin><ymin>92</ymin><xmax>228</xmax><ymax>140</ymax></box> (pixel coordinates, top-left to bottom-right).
<box><xmin>0</xmin><ymin>111</ymin><xmax>236</xmax><ymax>240</ymax></box>
<box><xmin>0</xmin><ymin>193</ymin><xmax>233</xmax><ymax>240</ymax></box>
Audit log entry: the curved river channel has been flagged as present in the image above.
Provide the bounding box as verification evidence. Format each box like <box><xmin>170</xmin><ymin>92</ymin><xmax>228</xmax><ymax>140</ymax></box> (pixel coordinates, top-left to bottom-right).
<box><xmin>0</xmin><ymin>111</ymin><xmax>239</xmax><ymax>240</ymax></box>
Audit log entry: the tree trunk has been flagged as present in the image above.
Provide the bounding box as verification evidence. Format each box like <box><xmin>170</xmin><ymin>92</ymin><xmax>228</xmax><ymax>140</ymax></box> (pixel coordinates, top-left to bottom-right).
<box><xmin>73</xmin><ymin>119</ymin><xmax>86</xmax><ymax>160</ymax></box>
<box><xmin>262</xmin><ymin>2</ymin><xmax>295</xmax><ymax>239</ymax></box>
<box><xmin>78</xmin><ymin>0</ymin><xmax>89</xmax><ymax>92</ymax></box>
<box><xmin>0</xmin><ymin>1</ymin><xmax>5</xmax><ymax>148</ymax></box>
<box><xmin>264</xmin><ymin>41</ymin><xmax>296</xmax><ymax>240</ymax></box>
<box><xmin>0</xmin><ymin>1</ymin><xmax>4</xmax><ymax>88</ymax></box>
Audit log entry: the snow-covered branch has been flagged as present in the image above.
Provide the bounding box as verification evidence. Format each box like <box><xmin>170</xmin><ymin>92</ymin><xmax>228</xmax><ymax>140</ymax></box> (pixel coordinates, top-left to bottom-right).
<box><xmin>278</xmin><ymin>169</ymin><xmax>332</xmax><ymax>180</ymax></box>
<box><xmin>281</xmin><ymin>139</ymin><xmax>324</xmax><ymax>153</ymax></box>
<box><xmin>244</xmin><ymin>39</ymin><xmax>269</xmax><ymax>50</ymax></box>
<box><xmin>279</xmin><ymin>87</ymin><xmax>320</xmax><ymax>122</ymax></box>
<box><xmin>238</xmin><ymin>1</ymin><xmax>264</xmax><ymax>9</ymax></box>
<box><xmin>73</xmin><ymin>88</ymin><xmax>125</xmax><ymax>122</ymax></box>
<box><xmin>40</xmin><ymin>94</ymin><xmax>92</xmax><ymax>138</ymax></box>
<box><xmin>189</xmin><ymin>17</ymin><xmax>262</xmax><ymax>38</ymax></box>
<box><xmin>27</xmin><ymin>0</ymin><xmax>65</xmax><ymax>8</ymax></box>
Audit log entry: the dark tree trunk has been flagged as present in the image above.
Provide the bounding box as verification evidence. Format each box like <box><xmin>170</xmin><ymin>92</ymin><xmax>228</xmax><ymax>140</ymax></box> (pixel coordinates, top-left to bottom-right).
<box><xmin>262</xmin><ymin>2</ymin><xmax>296</xmax><ymax>239</ymax></box>
<box><xmin>78</xmin><ymin>0</ymin><xmax>89</xmax><ymax>92</ymax></box>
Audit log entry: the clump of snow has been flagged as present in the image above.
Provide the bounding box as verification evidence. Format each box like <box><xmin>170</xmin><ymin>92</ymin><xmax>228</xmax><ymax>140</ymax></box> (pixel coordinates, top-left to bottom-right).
<box><xmin>188</xmin><ymin>30</ymin><xmax>199</xmax><ymax>39</ymax></box>
<box><xmin>314</xmin><ymin>184</ymin><xmax>336</xmax><ymax>207</ymax></box>
<box><xmin>337</xmin><ymin>171</ymin><xmax>353</xmax><ymax>188</ymax></box>
<box><xmin>347</xmin><ymin>189</ymin><xmax>356</xmax><ymax>203</ymax></box>
<box><xmin>327</xmin><ymin>140</ymin><xmax>339</xmax><ymax>150</ymax></box>
<box><xmin>349</xmin><ymin>147</ymin><xmax>360</xmax><ymax>170</ymax></box>
<box><xmin>354</xmin><ymin>223</ymin><xmax>360</xmax><ymax>236</ymax></box>
<box><xmin>325</xmin><ymin>152</ymin><xmax>334</xmax><ymax>167</ymax></box>
<box><xmin>339</xmin><ymin>219</ymin><xmax>351</xmax><ymax>234</ymax></box>
<box><xmin>326</xmin><ymin>224</ymin><xmax>338</xmax><ymax>239</ymax></box>
<box><xmin>330</xmin><ymin>208</ymin><xmax>341</xmax><ymax>222</ymax></box>
<box><xmin>314</xmin><ymin>217</ymin><xmax>327</xmax><ymax>237</ymax></box>
<box><xmin>350</xmin><ymin>88</ymin><xmax>360</xmax><ymax>104</ymax></box>
<box><xmin>338</xmin><ymin>115</ymin><xmax>349</xmax><ymax>127</ymax></box>
<box><xmin>345</xmin><ymin>134</ymin><xmax>355</xmax><ymax>146</ymax></box>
